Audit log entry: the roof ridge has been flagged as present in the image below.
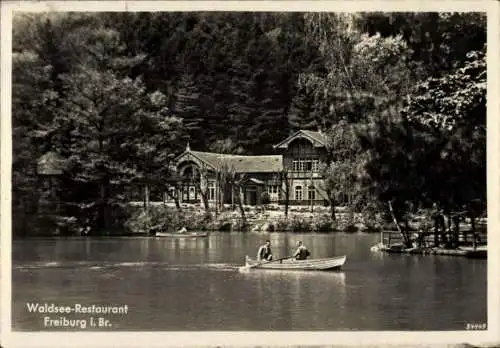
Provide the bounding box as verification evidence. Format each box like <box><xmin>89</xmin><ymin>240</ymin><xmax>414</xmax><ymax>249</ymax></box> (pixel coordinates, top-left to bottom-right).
<box><xmin>302</xmin><ymin>129</ymin><xmax>322</xmax><ymax>134</ymax></box>
<box><xmin>190</xmin><ymin>150</ymin><xmax>280</xmax><ymax>158</ymax></box>
<box><xmin>273</xmin><ymin>129</ymin><xmax>326</xmax><ymax>149</ymax></box>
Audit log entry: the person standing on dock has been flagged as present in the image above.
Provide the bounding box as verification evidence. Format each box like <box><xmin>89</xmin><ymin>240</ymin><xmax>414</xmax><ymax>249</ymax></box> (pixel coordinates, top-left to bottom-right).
<box><xmin>257</xmin><ymin>240</ymin><xmax>273</xmax><ymax>261</ymax></box>
<box><xmin>294</xmin><ymin>241</ymin><xmax>310</xmax><ymax>260</ymax></box>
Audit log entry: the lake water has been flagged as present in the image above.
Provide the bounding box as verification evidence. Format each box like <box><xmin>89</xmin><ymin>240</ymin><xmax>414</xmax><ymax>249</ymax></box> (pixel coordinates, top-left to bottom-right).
<box><xmin>12</xmin><ymin>232</ymin><xmax>487</xmax><ymax>331</ymax></box>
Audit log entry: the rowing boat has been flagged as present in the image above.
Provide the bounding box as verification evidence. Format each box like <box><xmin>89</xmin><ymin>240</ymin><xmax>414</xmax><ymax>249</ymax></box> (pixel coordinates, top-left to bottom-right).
<box><xmin>244</xmin><ymin>255</ymin><xmax>347</xmax><ymax>271</ymax></box>
<box><xmin>154</xmin><ymin>232</ymin><xmax>208</xmax><ymax>238</ymax></box>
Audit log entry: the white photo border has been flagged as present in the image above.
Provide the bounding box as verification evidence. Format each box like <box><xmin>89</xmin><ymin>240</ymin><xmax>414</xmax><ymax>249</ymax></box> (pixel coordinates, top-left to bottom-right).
<box><xmin>1</xmin><ymin>1</ymin><xmax>499</xmax><ymax>347</ymax></box>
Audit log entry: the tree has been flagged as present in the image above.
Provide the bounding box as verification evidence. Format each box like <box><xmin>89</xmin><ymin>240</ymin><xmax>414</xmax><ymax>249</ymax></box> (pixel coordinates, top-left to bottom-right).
<box><xmin>353</xmin><ymin>12</ymin><xmax>486</xmax><ymax>77</ymax></box>
<box><xmin>358</xmin><ymin>114</ymin><xmax>425</xmax><ymax>246</ymax></box>
<box><xmin>173</xmin><ymin>73</ymin><xmax>205</xmax><ymax>149</ymax></box>
<box><xmin>209</xmin><ymin>138</ymin><xmax>244</xmax><ymax>155</ymax></box>
<box><xmin>11</xmin><ymin>49</ymin><xmax>61</xmax><ymax>236</ymax></box>
<box><xmin>135</xmin><ymin>91</ymin><xmax>184</xmax><ymax>212</ymax></box>
<box><xmin>46</xmin><ymin>25</ymin><xmax>182</xmax><ymax>234</ymax></box>
<box><xmin>288</xmin><ymin>86</ymin><xmax>321</xmax><ymax>131</ymax></box>
<box><xmin>277</xmin><ymin>167</ymin><xmax>292</xmax><ymax>218</ymax></box>
<box><xmin>299</xmin><ymin>16</ymin><xmax>415</xmax><ymax>127</ymax></box>
<box><xmin>191</xmin><ymin>164</ymin><xmax>211</xmax><ymax>214</ymax></box>
<box><xmin>227</xmin><ymin>170</ymin><xmax>248</xmax><ymax>230</ymax></box>
<box><xmin>358</xmin><ymin>46</ymin><xmax>486</xmax><ymax>248</ymax></box>
<box><xmin>403</xmin><ymin>47</ymin><xmax>486</xmax><ymax>247</ymax></box>
<box><xmin>320</xmin><ymin>121</ymin><xmax>366</xmax><ymax>221</ymax></box>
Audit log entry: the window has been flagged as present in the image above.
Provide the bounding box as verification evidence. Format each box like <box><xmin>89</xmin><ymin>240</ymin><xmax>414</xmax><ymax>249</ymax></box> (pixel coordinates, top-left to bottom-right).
<box><xmin>208</xmin><ymin>182</ymin><xmax>216</xmax><ymax>201</ymax></box>
<box><xmin>295</xmin><ymin>185</ymin><xmax>303</xmax><ymax>200</ymax></box>
<box><xmin>312</xmin><ymin>160</ymin><xmax>319</xmax><ymax>172</ymax></box>
<box><xmin>308</xmin><ymin>187</ymin><xmax>316</xmax><ymax>200</ymax></box>
<box><xmin>292</xmin><ymin>158</ymin><xmax>319</xmax><ymax>172</ymax></box>
<box><xmin>268</xmin><ymin>185</ymin><xmax>278</xmax><ymax>194</ymax></box>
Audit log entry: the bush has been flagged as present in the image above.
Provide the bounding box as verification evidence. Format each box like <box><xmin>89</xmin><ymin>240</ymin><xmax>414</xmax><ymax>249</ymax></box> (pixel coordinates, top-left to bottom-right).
<box><xmin>184</xmin><ymin>212</ymin><xmax>212</xmax><ymax>231</ymax></box>
<box><xmin>125</xmin><ymin>206</ymin><xmax>174</xmax><ymax>233</ymax></box>
<box><xmin>213</xmin><ymin>218</ymin><xmax>232</xmax><ymax>231</ymax></box>
<box><xmin>275</xmin><ymin>218</ymin><xmax>291</xmax><ymax>232</ymax></box>
<box><xmin>232</xmin><ymin>218</ymin><xmax>249</xmax><ymax>232</ymax></box>
<box><xmin>124</xmin><ymin>206</ymin><xmax>213</xmax><ymax>233</ymax></box>
<box><xmin>311</xmin><ymin>214</ymin><xmax>333</xmax><ymax>232</ymax></box>
<box><xmin>289</xmin><ymin>215</ymin><xmax>313</xmax><ymax>232</ymax></box>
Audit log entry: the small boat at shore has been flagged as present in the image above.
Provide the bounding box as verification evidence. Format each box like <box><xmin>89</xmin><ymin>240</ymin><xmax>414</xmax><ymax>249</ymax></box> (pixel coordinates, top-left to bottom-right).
<box><xmin>243</xmin><ymin>255</ymin><xmax>347</xmax><ymax>271</ymax></box>
<box><xmin>154</xmin><ymin>231</ymin><xmax>208</xmax><ymax>238</ymax></box>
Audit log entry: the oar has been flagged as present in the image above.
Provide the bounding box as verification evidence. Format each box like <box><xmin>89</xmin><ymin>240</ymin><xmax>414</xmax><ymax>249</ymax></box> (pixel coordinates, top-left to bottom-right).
<box><xmin>239</xmin><ymin>255</ymin><xmax>294</xmax><ymax>272</ymax></box>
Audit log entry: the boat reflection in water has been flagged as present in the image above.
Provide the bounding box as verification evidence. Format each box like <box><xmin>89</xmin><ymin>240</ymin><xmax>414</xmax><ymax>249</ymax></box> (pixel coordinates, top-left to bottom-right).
<box><xmin>241</xmin><ymin>269</ymin><xmax>348</xmax><ymax>329</ymax></box>
<box><xmin>242</xmin><ymin>268</ymin><xmax>346</xmax><ymax>284</ymax></box>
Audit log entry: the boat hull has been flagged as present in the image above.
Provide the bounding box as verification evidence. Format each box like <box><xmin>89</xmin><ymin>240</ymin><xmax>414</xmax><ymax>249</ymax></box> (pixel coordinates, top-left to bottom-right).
<box><xmin>155</xmin><ymin>232</ymin><xmax>208</xmax><ymax>238</ymax></box>
<box><xmin>245</xmin><ymin>255</ymin><xmax>346</xmax><ymax>271</ymax></box>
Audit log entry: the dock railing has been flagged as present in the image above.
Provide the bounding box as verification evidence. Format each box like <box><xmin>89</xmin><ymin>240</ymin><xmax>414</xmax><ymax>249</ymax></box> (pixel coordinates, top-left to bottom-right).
<box><xmin>381</xmin><ymin>228</ymin><xmax>487</xmax><ymax>250</ymax></box>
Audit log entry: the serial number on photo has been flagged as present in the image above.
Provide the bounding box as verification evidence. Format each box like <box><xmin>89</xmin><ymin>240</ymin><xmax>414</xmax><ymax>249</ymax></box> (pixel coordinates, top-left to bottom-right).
<box><xmin>465</xmin><ymin>322</ymin><xmax>487</xmax><ymax>330</ymax></box>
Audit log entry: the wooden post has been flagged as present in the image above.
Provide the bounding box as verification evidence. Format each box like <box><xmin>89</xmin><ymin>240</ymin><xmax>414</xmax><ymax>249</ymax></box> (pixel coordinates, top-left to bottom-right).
<box><xmin>144</xmin><ymin>184</ymin><xmax>150</xmax><ymax>211</ymax></box>
<box><xmin>388</xmin><ymin>201</ymin><xmax>407</xmax><ymax>246</ymax></box>
<box><xmin>231</xmin><ymin>184</ymin><xmax>234</xmax><ymax>209</ymax></box>
<box><xmin>214</xmin><ymin>180</ymin><xmax>218</xmax><ymax>217</ymax></box>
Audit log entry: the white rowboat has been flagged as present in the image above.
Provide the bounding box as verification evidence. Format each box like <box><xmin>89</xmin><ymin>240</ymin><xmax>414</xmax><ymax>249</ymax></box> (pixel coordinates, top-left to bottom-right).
<box><xmin>155</xmin><ymin>232</ymin><xmax>208</xmax><ymax>238</ymax></box>
<box><xmin>244</xmin><ymin>255</ymin><xmax>347</xmax><ymax>271</ymax></box>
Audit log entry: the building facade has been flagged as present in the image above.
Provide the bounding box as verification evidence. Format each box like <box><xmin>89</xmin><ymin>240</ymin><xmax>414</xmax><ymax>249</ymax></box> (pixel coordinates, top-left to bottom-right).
<box><xmin>173</xmin><ymin>130</ymin><xmax>329</xmax><ymax>206</ymax></box>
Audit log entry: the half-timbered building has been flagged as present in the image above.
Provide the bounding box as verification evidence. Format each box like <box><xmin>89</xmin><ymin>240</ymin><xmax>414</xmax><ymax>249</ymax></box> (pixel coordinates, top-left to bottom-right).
<box><xmin>173</xmin><ymin>130</ymin><xmax>329</xmax><ymax>206</ymax></box>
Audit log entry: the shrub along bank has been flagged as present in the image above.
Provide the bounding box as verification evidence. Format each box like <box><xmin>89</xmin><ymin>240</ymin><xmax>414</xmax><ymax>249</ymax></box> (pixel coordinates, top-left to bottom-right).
<box><xmin>124</xmin><ymin>204</ymin><xmax>387</xmax><ymax>234</ymax></box>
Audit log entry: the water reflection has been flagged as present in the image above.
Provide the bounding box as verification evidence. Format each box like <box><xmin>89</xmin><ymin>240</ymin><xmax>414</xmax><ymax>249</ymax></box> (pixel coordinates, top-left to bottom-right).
<box><xmin>12</xmin><ymin>233</ymin><xmax>487</xmax><ymax>331</ymax></box>
<box><xmin>246</xmin><ymin>270</ymin><xmax>347</xmax><ymax>330</ymax></box>
<box><xmin>242</xmin><ymin>269</ymin><xmax>346</xmax><ymax>284</ymax></box>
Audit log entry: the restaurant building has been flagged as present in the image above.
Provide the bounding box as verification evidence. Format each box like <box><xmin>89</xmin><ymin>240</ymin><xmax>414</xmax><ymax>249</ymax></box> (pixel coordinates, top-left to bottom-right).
<box><xmin>173</xmin><ymin>130</ymin><xmax>329</xmax><ymax>206</ymax></box>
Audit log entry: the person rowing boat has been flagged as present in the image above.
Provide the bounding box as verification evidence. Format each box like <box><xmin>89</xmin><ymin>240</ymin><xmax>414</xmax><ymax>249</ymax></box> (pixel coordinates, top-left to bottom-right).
<box><xmin>293</xmin><ymin>241</ymin><xmax>310</xmax><ymax>260</ymax></box>
<box><xmin>257</xmin><ymin>240</ymin><xmax>273</xmax><ymax>261</ymax></box>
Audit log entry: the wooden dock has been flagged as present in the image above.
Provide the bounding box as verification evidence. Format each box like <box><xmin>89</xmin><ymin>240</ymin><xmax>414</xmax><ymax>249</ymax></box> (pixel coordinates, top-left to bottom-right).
<box><xmin>372</xmin><ymin>230</ymin><xmax>487</xmax><ymax>259</ymax></box>
<box><xmin>375</xmin><ymin>244</ymin><xmax>487</xmax><ymax>259</ymax></box>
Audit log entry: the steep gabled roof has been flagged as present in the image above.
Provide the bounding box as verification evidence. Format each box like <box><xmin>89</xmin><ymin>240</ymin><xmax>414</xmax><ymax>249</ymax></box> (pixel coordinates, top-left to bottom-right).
<box><xmin>177</xmin><ymin>150</ymin><xmax>283</xmax><ymax>173</ymax></box>
<box><xmin>273</xmin><ymin>130</ymin><xmax>327</xmax><ymax>149</ymax></box>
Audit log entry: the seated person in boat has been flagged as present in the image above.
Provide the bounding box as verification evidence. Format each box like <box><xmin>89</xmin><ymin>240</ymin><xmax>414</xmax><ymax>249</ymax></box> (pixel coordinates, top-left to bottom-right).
<box><xmin>294</xmin><ymin>241</ymin><xmax>310</xmax><ymax>260</ymax></box>
<box><xmin>257</xmin><ymin>240</ymin><xmax>273</xmax><ymax>261</ymax></box>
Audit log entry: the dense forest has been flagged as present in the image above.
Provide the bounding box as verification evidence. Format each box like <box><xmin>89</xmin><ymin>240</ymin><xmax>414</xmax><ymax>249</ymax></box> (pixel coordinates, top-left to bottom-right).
<box><xmin>12</xmin><ymin>12</ymin><xmax>486</xmax><ymax>238</ymax></box>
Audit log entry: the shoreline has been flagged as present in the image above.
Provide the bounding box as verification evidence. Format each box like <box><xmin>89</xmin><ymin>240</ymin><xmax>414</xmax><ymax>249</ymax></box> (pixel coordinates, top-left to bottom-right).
<box><xmin>371</xmin><ymin>243</ymin><xmax>487</xmax><ymax>259</ymax></box>
<box><xmin>16</xmin><ymin>203</ymin><xmax>487</xmax><ymax>239</ymax></box>
<box><xmin>13</xmin><ymin>229</ymin><xmax>383</xmax><ymax>239</ymax></box>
